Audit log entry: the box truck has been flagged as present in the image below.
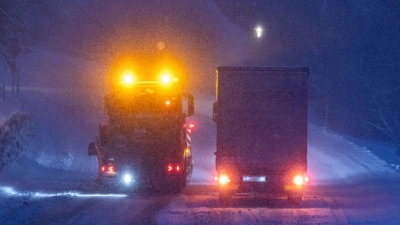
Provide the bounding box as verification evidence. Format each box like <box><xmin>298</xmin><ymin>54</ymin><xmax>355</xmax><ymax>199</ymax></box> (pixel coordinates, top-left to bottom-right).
<box><xmin>213</xmin><ymin>67</ymin><xmax>308</xmax><ymax>204</ymax></box>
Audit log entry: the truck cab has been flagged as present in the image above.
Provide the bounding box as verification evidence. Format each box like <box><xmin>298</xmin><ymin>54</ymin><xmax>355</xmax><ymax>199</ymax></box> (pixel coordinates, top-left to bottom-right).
<box><xmin>89</xmin><ymin>70</ymin><xmax>194</xmax><ymax>192</ymax></box>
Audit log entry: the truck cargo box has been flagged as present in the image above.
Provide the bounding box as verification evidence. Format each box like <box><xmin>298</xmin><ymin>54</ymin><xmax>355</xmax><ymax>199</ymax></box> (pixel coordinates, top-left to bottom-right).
<box><xmin>215</xmin><ymin>67</ymin><xmax>308</xmax><ymax>169</ymax></box>
<box><xmin>214</xmin><ymin>67</ymin><xmax>308</xmax><ymax>204</ymax></box>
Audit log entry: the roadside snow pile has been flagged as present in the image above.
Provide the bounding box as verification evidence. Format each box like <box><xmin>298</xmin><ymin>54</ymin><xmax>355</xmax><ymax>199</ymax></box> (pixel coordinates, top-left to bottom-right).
<box><xmin>0</xmin><ymin>113</ymin><xmax>33</xmax><ymax>172</ymax></box>
<box><xmin>308</xmin><ymin>124</ymin><xmax>398</xmax><ymax>185</ymax></box>
<box><xmin>0</xmin><ymin>97</ymin><xmax>33</xmax><ymax>172</ymax></box>
<box><xmin>343</xmin><ymin>135</ymin><xmax>400</xmax><ymax>172</ymax></box>
<box><xmin>0</xmin><ymin>94</ymin><xmax>23</xmax><ymax>126</ymax></box>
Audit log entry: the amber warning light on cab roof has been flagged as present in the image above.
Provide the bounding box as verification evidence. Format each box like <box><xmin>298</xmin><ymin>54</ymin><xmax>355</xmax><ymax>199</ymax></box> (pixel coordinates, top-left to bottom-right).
<box><xmin>122</xmin><ymin>71</ymin><xmax>134</xmax><ymax>84</ymax></box>
<box><xmin>120</xmin><ymin>70</ymin><xmax>179</xmax><ymax>86</ymax></box>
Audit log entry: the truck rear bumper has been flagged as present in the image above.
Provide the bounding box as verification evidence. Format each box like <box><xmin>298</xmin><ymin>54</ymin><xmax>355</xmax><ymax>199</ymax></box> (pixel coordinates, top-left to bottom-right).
<box><xmin>217</xmin><ymin>169</ymin><xmax>307</xmax><ymax>196</ymax></box>
<box><xmin>99</xmin><ymin>170</ymin><xmax>183</xmax><ymax>187</ymax></box>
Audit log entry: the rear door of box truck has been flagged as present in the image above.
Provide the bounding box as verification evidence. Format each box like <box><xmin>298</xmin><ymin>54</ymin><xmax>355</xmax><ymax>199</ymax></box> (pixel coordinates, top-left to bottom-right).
<box><xmin>216</xmin><ymin>67</ymin><xmax>308</xmax><ymax>170</ymax></box>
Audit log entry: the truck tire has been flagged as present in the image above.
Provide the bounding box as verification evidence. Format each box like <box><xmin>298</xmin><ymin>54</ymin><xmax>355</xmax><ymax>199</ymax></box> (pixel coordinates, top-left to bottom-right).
<box><xmin>186</xmin><ymin>164</ymin><xmax>193</xmax><ymax>180</ymax></box>
<box><xmin>172</xmin><ymin>183</ymin><xmax>183</xmax><ymax>193</ymax></box>
<box><xmin>182</xmin><ymin>173</ymin><xmax>187</xmax><ymax>188</ymax></box>
<box><xmin>288</xmin><ymin>195</ymin><xmax>302</xmax><ymax>205</ymax></box>
<box><xmin>97</xmin><ymin>155</ymin><xmax>103</xmax><ymax>178</ymax></box>
<box><xmin>219</xmin><ymin>191</ymin><xmax>232</xmax><ymax>205</ymax></box>
<box><xmin>95</xmin><ymin>177</ymin><xmax>109</xmax><ymax>192</ymax></box>
<box><xmin>157</xmin><ymin>176</ymin><xmax>184</xmax><ymax>194</ymax></box>
<box><xmin>171</xmin><ymin>175</ymin><xmax>185</xmax><ymax>193</ymax></box>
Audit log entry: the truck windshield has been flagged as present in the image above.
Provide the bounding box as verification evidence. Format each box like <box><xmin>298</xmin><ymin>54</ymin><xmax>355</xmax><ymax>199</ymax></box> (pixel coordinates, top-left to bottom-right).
<box><xmin>105</xmin><ymin>84</ymin><xmax>182</xmax><ymax>115</ymax></box>
<box><xmin>106</xmin><ymin>94</ymin><xmax>181</xmax><ymax>115</ymax></box>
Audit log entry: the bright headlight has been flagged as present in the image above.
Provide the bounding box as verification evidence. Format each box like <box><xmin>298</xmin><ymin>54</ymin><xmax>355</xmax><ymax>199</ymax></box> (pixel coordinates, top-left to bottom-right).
<box><xmin>123</xmin><ymin>174</ymin><xmax>132</xmax><ymax>184</ymax></box>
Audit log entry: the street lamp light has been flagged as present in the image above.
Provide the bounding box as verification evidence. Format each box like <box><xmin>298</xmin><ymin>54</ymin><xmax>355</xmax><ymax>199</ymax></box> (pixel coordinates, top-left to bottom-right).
<box><xmin>255</xmin><ymin>26</ymin><xmax>263</xmax><ymax>56</ymax></box>
<box><xmin>255</xmin><ymin>26</ymin><xmax>263</xmax><ymax>38</ymax></box>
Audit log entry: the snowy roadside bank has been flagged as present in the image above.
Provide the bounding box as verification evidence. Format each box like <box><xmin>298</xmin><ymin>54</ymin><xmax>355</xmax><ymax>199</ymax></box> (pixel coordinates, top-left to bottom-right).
<box><xmin>343</xmin><ymin>135</ymin><xmax>400</xmax><ymax>172</ymax></box>
<box><xmin>0</xmin><ymin>94</ymin><xmax>33</xmax><ymax>173</ymax></box>
<box><xmin>0</xmin><ymin>113</ymin><xmax>33</xmax><ymax>172</ymax></box>
<box><xmin>0</xmin><ymin>93</ymin><xmax>24</xmax><ymax>126</ymax></box>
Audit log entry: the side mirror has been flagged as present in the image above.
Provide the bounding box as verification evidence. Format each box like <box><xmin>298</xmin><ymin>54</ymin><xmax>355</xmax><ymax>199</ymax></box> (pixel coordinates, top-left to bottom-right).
<box><xmin>184</xmin><ymin>93</ymin><xmax>194</xmax><ymax>117</ymax></box>
<box><xmin>88</xmin><ymin>142</ymin><xmax>97</xmax><ymax>156</ymax></box>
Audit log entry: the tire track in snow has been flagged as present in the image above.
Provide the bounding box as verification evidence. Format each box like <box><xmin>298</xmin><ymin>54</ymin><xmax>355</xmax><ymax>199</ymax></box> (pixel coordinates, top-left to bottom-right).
<box><xmin>322</xmin><ymin>197</ymin><xmax>348</xmax><ymax>225</ymax></box>
<box><xmin>33</xmin><ymin>198</ymin><xmax>103</xmax><ymax>224</ymax></box>
<box><xmin>129</xmin><ymin>194</ymin><xmax>175</xmax><ymax>224</ymax></box>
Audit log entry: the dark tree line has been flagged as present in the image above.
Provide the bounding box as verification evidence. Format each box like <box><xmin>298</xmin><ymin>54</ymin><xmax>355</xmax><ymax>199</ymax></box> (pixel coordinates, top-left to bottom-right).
<box><xmin>0</xmin><ymin>0</ymin><xmax>70</xmax><ymax>95</ymax></box>
<box><xmin>0</xmin><ymin>0</ymin><xmax>30</xmax><ymax>95</ymax></box>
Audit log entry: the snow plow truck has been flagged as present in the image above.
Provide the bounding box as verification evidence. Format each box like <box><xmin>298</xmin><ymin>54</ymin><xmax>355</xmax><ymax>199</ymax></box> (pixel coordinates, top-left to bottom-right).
<box><xmin>213</xmin><ymin>67</ymin><xmax>308</xmax><ymax>204</ymax></box>
<box><xmin>88</xmin><ymin>65</ymin><xmax>194</xmax><ymax>193</ymax></box>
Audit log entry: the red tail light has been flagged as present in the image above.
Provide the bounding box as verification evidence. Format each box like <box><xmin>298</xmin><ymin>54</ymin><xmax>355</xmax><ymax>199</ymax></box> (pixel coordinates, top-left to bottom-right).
<box><xmin>218</xmin><ymin>174</ymin><xmax>231</xmax><ymax>185</ymax></box>
<box><xmin>166</xmin><ymin>164</ymin><xmax>181</xmax><ymax>173</ymax></box>
<box><xmin>167</xmin><ymin>164</ymin><xmax>173</xmax><ymax>172</ymax></box>
<box><xmin>100</xmin><ymin>165</ymin><xmax>115</xmax><ymax>173</ymax></box>
<box><xmin>293</xmin><ymin>174</ymin><xmax>308</xmax><ymax>186</ymax></box>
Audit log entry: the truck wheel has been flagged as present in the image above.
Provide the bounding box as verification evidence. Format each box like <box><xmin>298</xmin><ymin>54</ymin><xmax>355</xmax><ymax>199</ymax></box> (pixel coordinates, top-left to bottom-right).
<box><xmin>173</xmin><ymin>176</ymin><xmax>186</xmax><ymax>193</ymax></box>
<box><xmin>94</xmin><ymin>177</ymin><xmax>110</xmax><ymax>192</ymax></box>
<box><xmin>97</xmin><ymin>155</ymin><xmax>102</xmax><ymax>178</ymax></box>
<box><xmin>172</xmin><ymin>174</ymin><xmax>187</xmax><ymax>193</ymax></box>
<box><xmin>160</xmin><ymin>178</ymin><xmax>184</xmax><ymax>194</ymax></box>
<box><xmin>219</xmin><ymin>192</ymin><xmax>232</xmax><ymax>205</ymax></box>
<box><xmin>182</xmin><ymin>173</ymin><xmax>187</xmax><ymax>188</ymax></box>
<box><xmin>174</xmin><ymin>183</ymin><xmax>183</xmax><ymax>193</ymax></box>
<box><xmin>162</xmin><ymin>182</ymin><xmax>182</xmax><ymax>194</ymax></box>
<box><xmin>288</xmin><ymin>195</ymin><xmax>302</xmax><ymax>205</ymax></box>
<box><xmin>186</xmin><ymin>165</ymin><xmax>193</xmax><ymax>180</ymax></box>
<box><xmin>95</xmin><ymin>176</ymin><xmax>119</xmax><ymax>193</ymax></box>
